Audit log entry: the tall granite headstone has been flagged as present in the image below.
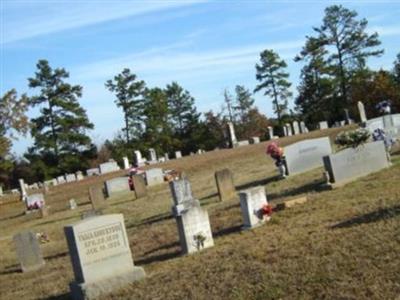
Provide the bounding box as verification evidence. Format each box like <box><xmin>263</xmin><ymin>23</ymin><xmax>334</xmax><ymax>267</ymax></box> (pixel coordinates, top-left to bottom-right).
<box><xmin>227</xmin><ymin>121</ymin><xmax>238</xmax><ymax>148</ymax></box>
<box><xmin>358</xmin><ymin>101</ymin><xmax>367</xmax><ymax>123</ymax></box>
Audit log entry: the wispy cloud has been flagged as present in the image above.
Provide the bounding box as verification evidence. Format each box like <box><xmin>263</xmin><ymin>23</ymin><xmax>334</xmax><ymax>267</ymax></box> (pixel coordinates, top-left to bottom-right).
<box><xmin>369</xmin><ymin>25</ymin><xmax>400</xmax><ymax>37</ymax></box>
<box><xmin>73</xmin><ymin>39</ymin><xmax>303</xmax><ymax>82</ymax></box>
<box><xmin>1</xmin><ymin>1</ymin><xmax>205</xmax><ymax>44</ymax></box>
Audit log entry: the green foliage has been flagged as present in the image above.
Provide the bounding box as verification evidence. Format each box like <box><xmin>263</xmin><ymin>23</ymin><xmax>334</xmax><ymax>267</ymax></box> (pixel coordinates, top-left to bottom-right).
<box><xmin>233</xmin><ymin>85</ymin><xmax>255</xmax><ymax>122</ymax></box>
<box><xmin>254</xmin><ymin>49</ymin><xmax>291</xmax><ymax>124</ymax></box>
<box><xmin>0</xmin><ymin>89</ymin><xmax>30</xmax><ymax>186</ymax></box>
<box><xmin>27</xmin><ymin>60</ymin><xmax>94</xmax><ymax>175</ymax></box>
<box><xmin>295</xmin><ymin>5</ymin><xmax>383</xmax><ymax>125</ymax></box>
<box><xmin>393</xmin><ymin>53</ymin><xmax>400</xmax><ymax>85</ymax></box>
<box><xmin>335</xmin><ymin>128</ymin><xmax>370</xmax><ymax>149</ymax></box>
<box><xmin>105</xmin><ymin>68</ymin><xmax>146</xmax><ymax>143</ymax></box>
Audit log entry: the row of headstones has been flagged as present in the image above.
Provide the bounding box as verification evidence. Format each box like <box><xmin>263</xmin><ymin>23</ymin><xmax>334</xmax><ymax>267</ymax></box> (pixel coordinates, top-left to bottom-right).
<box><xmin>280</xmin><ymin>136</ymin><xmax>390</xmax><ymax>186</ymax></box>
<box><xmin>13</xmin><ymin>167</ymin><xmax>268</xmax><ymax>300</ymax></box>
<box><xmin>226</xmin><ymin>122</ymin><xmax>261</xmax><ymax>148</ymax></box>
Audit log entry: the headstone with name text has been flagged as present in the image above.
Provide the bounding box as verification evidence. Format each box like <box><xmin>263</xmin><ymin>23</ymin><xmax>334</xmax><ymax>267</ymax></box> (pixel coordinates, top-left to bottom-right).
<box><xmin>284</xmin><ymin>137</ymin><xmax>332</xmax><ymax>175</ymax></box>
<box><xmin>323</xmin><ymin>141</ymin><xmax>390</xmax><ymax>186</ymax></box>
<box><xmin>64</xmin><ymin>214</ymin><xmax>145</xmax><ymax>300</ymax></box>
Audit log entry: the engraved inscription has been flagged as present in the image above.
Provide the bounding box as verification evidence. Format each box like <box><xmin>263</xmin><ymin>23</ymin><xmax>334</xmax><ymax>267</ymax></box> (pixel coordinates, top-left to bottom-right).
<box><xmin>298</xmin><ymin>146</ymin><xmax>317</xmax><ymax>154</ymax></box>
<box><xmin>77</xmin><ymin>222</ymin><xmax>128</xmax><ymax>265</ymax></box>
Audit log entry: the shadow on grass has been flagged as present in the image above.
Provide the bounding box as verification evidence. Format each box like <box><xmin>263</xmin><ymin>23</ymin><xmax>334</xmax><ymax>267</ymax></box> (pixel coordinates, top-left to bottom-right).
<box><xmin>331</xmin><ymin>205</ymin><xmax>400</xmax><ymax>229</ymax></box>
<box><xmin>0</xmin><ymin>264</ymin><xmax>20</xmax><ymax>275</ymax></box>
<box><xmin>268</xmin><ymin>179</ymin><xmax>328</xmax><ymax>201</ymax></box>
<box><xmin>213</xmin><ymin>224</ymin><xmax>242</xmax><ymax>238</ymax></box>
<box><xmin>135</xmin><ymin>250</ymin><xmax>181</xmax><ymax>266</ymax></box>
<box><xmin>0</xmin><ymin>212</ymin><xmax>25</xmax><ymax>222</ymax></box>
<box><xmin>143</xmin><ymin>241</ymin><xmax>180</xmax><ymax>256</ymax></box>
<box><xmin>42</xmin><ymin>292</ymin><xmax>70</xmax><ymax>300</ymax></box>
<box><xmin>44</xmin><ymin>252</ymin><xmax>68</xmax><ymax>261</ymax></box>
<box><xmin>236</xmin><ymin>175</ymin><xmax>281</xmax><ymax>191</ymax></box>
<box><xmin>37</xmin><ymin>215</ymin><xmax>77</xmax><ymax>226</ymax></box>
<box><xmin>136</xmin><ymin>212</ymin><xmax>173</xmax><ymax>227</ymax></box>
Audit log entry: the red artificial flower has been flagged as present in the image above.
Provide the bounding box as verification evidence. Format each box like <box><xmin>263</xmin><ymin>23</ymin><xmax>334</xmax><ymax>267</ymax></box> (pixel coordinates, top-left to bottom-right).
<box><xmin>261</xmin><ymin>204</ymin><xmax>273</xmax><ymax>216</ymax></box>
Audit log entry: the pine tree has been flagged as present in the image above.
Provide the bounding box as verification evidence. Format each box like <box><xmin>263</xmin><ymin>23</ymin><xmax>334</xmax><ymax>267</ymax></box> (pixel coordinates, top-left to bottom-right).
<box><xmin>142</xmin><ymin>88</ymin><xmax>173</xmax><ymax>154</ymax></box>
<box><xmin>233</xmin><ymin>85</ymin><xmax>255</xmax><ymax>122</ymax></box>
<box><xmin>393</xmin><ymin>53</ymin><xmax>400</xmax><ymax>85</ymax></box>
<box><xmin>254</xmin><ymin>49</ymin><xmax>292</xmax><ymax>125</ymax></box>
<box><xmin>311</xmin><ymin>5</ymin><xmax>383</xmax><ymax>106</ymax></box>
<box><xmin>28</xmin><ymin>60</ymin><xmax>94</xmax><ymax>172</ymax></box>
<box><xmin>165</xmin><ymin>82</ymin><xmax>198</xmax><ymax>134</ymax></box>
<box><xmin>105</xmin><ymin>68</ymin><xmax>146</xmax><ymax>144</ymax></box>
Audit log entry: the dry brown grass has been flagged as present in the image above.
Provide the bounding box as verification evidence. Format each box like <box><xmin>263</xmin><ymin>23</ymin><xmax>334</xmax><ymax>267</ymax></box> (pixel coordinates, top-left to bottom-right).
<box><xmin>1</xmin><ymin>126</ymin><xmax>399</xmax><ymax>300</ymax></box>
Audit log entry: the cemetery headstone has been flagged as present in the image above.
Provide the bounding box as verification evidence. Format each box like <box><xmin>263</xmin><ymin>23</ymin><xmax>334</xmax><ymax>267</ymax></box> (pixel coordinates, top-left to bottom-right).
<box><xmin>284</xmin><ymin>137</ymin><xmax>332</xmax><ymax>175</ymax></box>
<box><xmin>175</xmin><ymin>151</ymin><xmax>182</xmax><ymax>159</ymax></box>
<box><xmin>250</xmin><ymin>137</ymin><xmax>260</xmax><ymax>144</ymax></box>
<box><xmin>239</xmin><ymin>186</ymin><xmax>269</xmax><ymax>229</ymax></box>
<box><xmin>131</xmin><ymin>175</ymin><xmax>147</xmax><ymax>198</ymax></box>
<box><xmin>170</xmin><ymin>179</ymin><xmax>214</xmax><ymax>254</ymax></box>
<box><xmin>69</xmin><ymin>199</ymin><xmax>78</xmax><ymax>210</ymax></box>
<box><xmin>227</xmin><ymin>121</ymin><xmax>238</xmax><ymax>148</ymax></box>
<box><xmin>76</xmin><ymin>171</ymin><xmax>84</xmax><ymax>181</ymax></box>
<box><xmin>123</xmin><ymin>156</ymin><xmax>130</xmax><ymax>169</ymax></box>
<box><xmin>13</xmin><ymin>231</ymin><xmax>45</xmax><ymax>272</ymax></box>
<box><xmin>319</xmin><ymin>121</ymin><xmax>328</xmax><ymax>130</ymax></box>
<box><xmin>283</xmin><ymin>125</ymin><xmax>288</xmax><ymax>137</ymax></box>
<box><xmin>323</xmin><ymin>141</ymin><xmax>390</xmax><ymax>186</ymax></box>
<box><xmin>99</xmin><ymin>161</ymin><xmax>120</xmax><ymax>174</ymax></box>
<box><xmin>104</xmin><ymin>177</ymin><xmax>131</xmax><ymax>197</ymax></box>
<box><xmin>145</xmin><ymin>168</ymin><xmax>164</xmax><ymax>186</ymax></box>
<box><xmin>344</xmin><ymin>108</ymin><xmax>351</xmax><ymax>124</ymax></box>
<box><xmin>26</xmin><ymin>193</ymin><xmax>45</xmax><ymax>210</ymax></box>
<box><xmin>0</xmin><ymin>186</ymin><xmax>3</xmax><ymax>197</ymax></box>
<box><xmin>148</xmin><ymin>148</ymin><xmax>157</xmax><ymax>163</ymax></box>
<box><xmin>164</xmin><ymin>153</ymin><xmax>170</xmax><ymax>161</ymax></box>
<box><xmin>215</xmin><ymin>169</ymin><xmax>236</xmax><ymax>201</ymax></box>
<box><xmin>66</xmin><ymin>173</ymin><xmax>77</xmax><ymax>183</ymax></box>
<box><xmin>19</xmin><ymin>178</ymin><xmax>27</xmax><ymax>201</ymax></box>
<box><xmin>300</xmin><ymin>121</ymin><xmax>308</xmax><ymax>133</ymax></box>
<box><xmin>286</xmin><ymin>123</ymin><xmax>292</xmax><ymax>136</ymax></box>
<box><xmin>292</xmin><ymin>121</ymin><xmax>300</xmax><ymax>135</ymax></box>
<box><xmin>134</xmin><ymin>150</ymin><xmax>146</xmax><ymax>167</ymax></box>
<box><xmin>89</xmin><ymin>186</ymin><xmax>107</xmax><ymax>210</ymax></box>
<box><xmin>64</xmin><ymin>214</ymin><xmax>145</xmax><ymax>300</ymax></box>
<box><xmin>57</xmin><ymin>175</ymin><xmax>66</xmax><ymax>184</ymax></box>
<box><xmin>237</xmin><ymin>140</ymin><xmax>250</xmax><ymax>147</ymax></box>
<box><xmin>267</xmin><ymin>126</ymin><xmax>274</xmax><ymax>139</ymax></box>
<box><xmin>358</xmin><ymin>101</ymin><xmax>367</xmax><ymax>123</ymax></box>
<box><xmin>86</xmin><ymin>168</ymin><xmax>100</xmax><ymax>176</ymax></box>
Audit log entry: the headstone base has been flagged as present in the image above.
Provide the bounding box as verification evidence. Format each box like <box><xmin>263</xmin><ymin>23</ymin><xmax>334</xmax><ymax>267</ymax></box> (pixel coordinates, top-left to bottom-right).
<box><xmin>69</xmin><ymin>267</ymin><xmax>145</xmax><ymax>300</ymax></box>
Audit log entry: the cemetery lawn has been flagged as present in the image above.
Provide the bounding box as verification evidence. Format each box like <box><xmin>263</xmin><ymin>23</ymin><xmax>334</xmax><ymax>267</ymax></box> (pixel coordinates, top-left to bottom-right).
<box><xmin>1</xmin><ymin>126</ymin><xmax>399</xmax><ymax>300</ymax></box>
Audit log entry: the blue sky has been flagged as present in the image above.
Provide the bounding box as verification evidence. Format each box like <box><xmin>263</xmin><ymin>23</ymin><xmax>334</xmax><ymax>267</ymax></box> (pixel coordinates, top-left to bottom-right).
<box><xmin>1</xmin><ymin>0</ymin><xmax>399</xmax><ymax>155</ymax></box>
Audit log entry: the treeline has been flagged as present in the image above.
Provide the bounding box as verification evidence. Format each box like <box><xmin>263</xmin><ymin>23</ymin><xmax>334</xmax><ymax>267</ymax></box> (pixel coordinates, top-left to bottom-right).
<box><xmin>1</xmin><ymin>4</ymin><xmax>400</xmax><ymax>188</ymax></box>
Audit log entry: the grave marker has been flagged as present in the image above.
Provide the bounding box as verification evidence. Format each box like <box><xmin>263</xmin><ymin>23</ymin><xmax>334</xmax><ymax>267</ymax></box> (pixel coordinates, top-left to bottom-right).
<box><xmin>358</xmin><ymin>101</ymin><xmax>367</xmax><ymax>123</ymax></box>
<box><xmin>89</xmin><ymin>186</ymin><xmax>107</xmax><ymax>210</ymax></box>
<box><xmin>227</xmin><ymin>121</ymin><xmax>238</xmax><ymax>148</ymax></box>
<box><xmin>99</xmin><ymin>161</ymin><xmax>120</xmax><ymax>174</ymax></box>
<box><xmin>284</xmin><ymin>137</ymin><xmax>332</xmax><ymax>175</ymax></box>
<box><xmin>215</xmin><ymin>169</ymin><xmax>236</xmax><ymax>201</ymax></box>
<box><xmin>64</xmin><ymin>214</ymin><xmax>145</xmax><ymax>300</ymax></box>
<box><xmin>104</xmin><ymin>177</ymin><xmax>131</xmax><ymax>198</ymax></box>
<box><xmin>175</xmin><ymin>151</ymin><xmax>182</xmax><ymax>159</ymax></box>
<box><xmin>145</xmin><ymin>168</ymin><xmax>164</xmax><ymax>186</ymax></box>
<box><xmin>323</xmin><ymin>141</ymin><xmax>390</xmax><ymax>186</ymax></box>
<box><xmin>86</xmin><ymin>168</ymin><xmax>100</xmax><ymax>176</ymax></box>
<box><xmin>13</xmin><ymin>231</ymin><xmax>45</xmax><ymax>272</ymax></box>
<box><xmin>319</xmin><ymin>121</ymin><xmax>328</xmax><ymax>130</ymax></box>
<box><xmin>170</xmin><ymin>179</ymin><xmax>214</xmax><ymax>254</ymax></box>
<box><xmin>239</xmin><ymin>186</ymin><xmax>269</xmax><ymax>229</ymax></box>
<box><xmin>132</xmin><ymin>175</ymin><xmax>147</xmax><ymax>198</ymax></box>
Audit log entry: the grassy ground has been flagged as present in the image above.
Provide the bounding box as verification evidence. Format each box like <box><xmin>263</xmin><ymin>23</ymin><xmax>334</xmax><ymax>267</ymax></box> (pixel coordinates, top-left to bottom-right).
<box><xmin>0</xmin><ymin>126</ymin><xmax>399</xmax><ymax>300</ymax></box>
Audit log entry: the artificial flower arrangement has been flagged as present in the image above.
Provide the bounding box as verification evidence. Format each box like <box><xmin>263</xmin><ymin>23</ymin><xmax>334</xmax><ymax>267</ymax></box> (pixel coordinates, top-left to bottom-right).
<box><xmin>335</xmin><ymin>128</ymin><xmax>371</xmax><ymax>149</ymax></box>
